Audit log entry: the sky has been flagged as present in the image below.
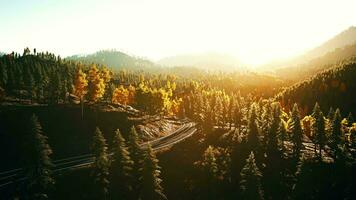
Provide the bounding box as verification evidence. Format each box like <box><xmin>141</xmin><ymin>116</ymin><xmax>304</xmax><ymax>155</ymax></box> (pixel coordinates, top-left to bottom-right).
<box><xmin>0</xmin><ymin>0</ymin><xmax>356</xmax><ymax>65</ymax></box>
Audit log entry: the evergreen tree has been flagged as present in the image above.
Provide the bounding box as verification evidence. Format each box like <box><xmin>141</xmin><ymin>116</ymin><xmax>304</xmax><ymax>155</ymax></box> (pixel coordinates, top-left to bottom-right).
<box><xmin>233</xmin><ymin>103</ymin><xmax>242</xmax><ymax>131</ymax></box>
<box><xmin>91</xmin><ymin>127</ymin><xmax>110</xmax><ymax>199</ymax></box>
<box><xmin>247</xmin><ymin>103</ymin><xmax>260</xmax><ymax>153</ymax></box>
<box><xmin>127</xmin><ymin>126</ymin><xmax>143</xmax><ymax>197</ymax></box>
<box><xmin>263</xmin><ymin>103</ymin><xmax>284</xmax><ymax>200</ymax></box>
<box><xmin>261</xmin><ymin>102</ymin><xmax>273</xmax><ymax>151</ymax></box>
<box><xmin>327</xmin><ymin>107</ymin><xmax>335</xmax><ymax>120</ymax></box>
<box><xmin>311</xmin><ymin>102</ymin><xmax>326</xmax><ymax>159</ymax></box>
<box><xmin>330</xmin><ymin>109</ymin><xmax>347</xmax><ymax>163</ymax></box>
<box><xmin>330</xmin><ymin>109</ymin><xmax>342</xmax><ymax>149</ymax></box>
<box><xmin>110</xmin><ymin>129</ymin><xmax>134</xmax><ymax>199</ymax></box>
<box><xmin>140</xmin><ymin>145</ymin><xmax>167</xmax><ymax>200</ymax></box>
<box><xmin>24</xmin><ymin>114</ymin><xmax>54</xmax><ymax>199</ymax></box>
<box><xmin>347</xmin><ymin>112</ymin><xmax>354</xmax><ymax>126</ymax></box>
<box><xmin>201</xmin><ymin>146</ymin><xmax>219</xmax><ymax>198</ymax></box>
<box><xmin>290</xmin><ymin>103</ymin><xmax>303</xmax><ymax>159</ymax></box>
<box><xmin>239</xmin><ymin>152</ymin><xmax>264</xmax><ymax>200</ymax></box>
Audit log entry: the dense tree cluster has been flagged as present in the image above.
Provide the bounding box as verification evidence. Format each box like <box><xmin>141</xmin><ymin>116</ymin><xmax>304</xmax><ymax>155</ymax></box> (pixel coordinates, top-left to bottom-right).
<box><xmin>276</xmin><ymin>61</ymin><xmax>356</xmax><ymax>116</ymax></box>
<box><xmin>90</xmin><ymin>126</ymin><xmax>166</xmax><ymax>200</ymax></box>
<box><xmin>193</xmin><ymin>98</ymin><xmax>355</xmax><ymax>199</ymax></box>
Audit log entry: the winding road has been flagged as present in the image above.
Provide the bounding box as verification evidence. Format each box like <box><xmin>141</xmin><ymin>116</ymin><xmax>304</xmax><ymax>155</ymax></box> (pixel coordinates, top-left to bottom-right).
<box><xmin>0</xmin><ymin>122</ymin><xmax>197</xmax><ymax>190</ymax></box>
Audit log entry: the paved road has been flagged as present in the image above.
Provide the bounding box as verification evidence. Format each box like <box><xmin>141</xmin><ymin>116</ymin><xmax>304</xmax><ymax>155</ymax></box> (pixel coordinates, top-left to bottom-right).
<box><xmin>0</xmin><ymin>122</ymin><xmax>197</xmax><ymax>190</ymax></box>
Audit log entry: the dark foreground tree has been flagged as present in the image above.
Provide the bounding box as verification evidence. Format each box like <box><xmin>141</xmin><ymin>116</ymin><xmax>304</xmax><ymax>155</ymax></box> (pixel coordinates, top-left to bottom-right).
<box><xmin>290</xmin><ymin>103</ymin><xmax>303</xmax><ymax>160</ymax></box>
<box><xmin>110</xmin><ymin>129</ymin><xmax>134</xmax><ymax>199</ymax></box>
<box><xmin>239</xmin><ymin>152</ymin><xmax>264</xmax><ymax>200</ymax></box>
<box><xmin>23</xmin><ymin>114</ymin><xmax>54</xmax><ymax>199</ymax></box>
<box><xmin>311</xmin><ymin>103</ymin><xmax>326</xmax><ymax>159</ymax></box>
<box><xmin>127</xmin><ymin>126</ymin><xmax>144</xmax><ymax>197</ymax></box>
<box><xmin>247</xmin><ymin>103</ymin><xmax>260</xmax><ymax>153</ymax></box>
<box><xmin>330</xmin><ymin>109</ymin><xmax>343</xmax><ymax>160</ymax></box>
<box><xmin>140</xmin><ymin>145</ymin><xmax>167</xmax><ymax>200</ymax></box>
<box><xmin>91</xmin><ymin>127</ymin><xmax>110</xmax><ymax>199</ymax></box>
<box><xmin>263</xmin><ymin>103</ymin><xmax>284</xmax><ymax>200</ymax></box>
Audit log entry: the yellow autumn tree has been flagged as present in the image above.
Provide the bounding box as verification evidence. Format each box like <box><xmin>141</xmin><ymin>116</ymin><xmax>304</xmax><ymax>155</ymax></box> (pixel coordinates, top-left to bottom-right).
<box><xmin>73</xmin><ymin>66</ymin><xmax>88</xmax><ymax>119</ymax></box>
<box><xmin>101</xmin><ymin>67</ymin><xmax>112</xmax><ymax>83</ymax></box>
<box><xmin>112</xmin><ymin>85</ymin><xmax>129</xmax><ymax>105</ymax></box>
<box><xmin>73</xmin><ymin>67</ymin><xmax>88</xmax><ymax>100</ymax></box>
<box><xmin>127</xmin><ymin>85</ymin><xmax>136</xmax><ymax>105</ymax></box>
<box><xmin>88</xmin><ymin>64</ymin><xmax>106</xmax><ymax>102</ymax></box>
<box><xmin>170</xmin><ymin>98</ymin><xmax>182</xmax><ymax>115</ymax></box>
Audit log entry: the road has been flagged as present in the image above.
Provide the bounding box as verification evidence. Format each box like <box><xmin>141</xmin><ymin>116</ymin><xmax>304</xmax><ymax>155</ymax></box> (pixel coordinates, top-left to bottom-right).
<box><xmin>0</xmin><ymin>122</ymin><xmax>197</xmax><ymax>190</ymax></box>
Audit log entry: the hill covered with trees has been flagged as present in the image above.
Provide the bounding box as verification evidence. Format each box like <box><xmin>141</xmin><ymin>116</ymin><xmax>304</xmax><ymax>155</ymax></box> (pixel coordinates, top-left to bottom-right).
<box><xmin>66</xmin><ymin>50</ymin><xmax>158</xmax><ymax>71</ymax></box>
<box><xmin>276</xmin><ymin>61</ymin><xmax>356</xmax><ymax>116</ymax></box>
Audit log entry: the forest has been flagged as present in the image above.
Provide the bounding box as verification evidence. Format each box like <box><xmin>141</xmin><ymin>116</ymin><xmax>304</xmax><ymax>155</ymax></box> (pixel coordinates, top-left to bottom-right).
<box><xmin>0</xmin><ymin>47</ymin><xmax>355</xmax><ymax>200</ymax></box>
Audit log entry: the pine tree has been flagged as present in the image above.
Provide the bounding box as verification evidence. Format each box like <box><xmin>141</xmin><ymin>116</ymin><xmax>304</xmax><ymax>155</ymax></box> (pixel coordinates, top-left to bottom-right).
<box><xmin>140</xmin><ymin>145</ymin><xmax>167</xmax><ymax>200</ymax></box>
<box><xmin>330</xmin><ymin>109</ymin><xmax>342</xmax><ymax>147</ymax></box>
<box><xmin>24</xmin><ymin>114</ymin><xmax>54</xmax><ymax>199</ymax></box>
<box><xmin>290</xmin><ymin>103</ymin><xmax>303</xmax><ymax>159</ymax></box>
<box><xmin>261</xmin><ymin>102</ymin><xmax>273</xmax><ymax>151</ymax></box>
<box><xmin>91</xmin><ymin>127</ymin><xmax>110</xmax><ymax>199</ymax></box>
<box><xmin>311</xmin><ymin>102</ymin><xmax>326</xmax><ymax>159</ymax></box>
<box><xmin>233</xmin><ymin>103</ymin><xmax>242</xmax><ymax>131</ymax></box>
<box><xmin>247</xmin><ymin>103</ymin><xmax>260</xmax><ymax>153</ymax></box>
<box><xmin>327</xmin><ymin>107</ymin><xmax>334</xmax><ymax>120</ymax></box>
<box><xmin>347</xmin><ymin>112</ymin><xmax>354</xmax><ymax>126</ymax></box>
<box><xmin>263</xmin><ymin>103</ymin><xmax>284</xmax><ymax>200</ymax></box>
<box><xmin>330</xmin><ymin>108</ymin><xmax>345</xmax><ymax>162</ymax></box>
<box><xmin>239</xmin><ymin>152</ymin><xmax>264</xmax><ymax>200</ymax></box>
<box><xmin>127</xmin><ymin>126</ymin><xmax>143</xmax><ymax>197</ymax></box>
<box><xmin>110</xmin><ymin>129</ymin><xmax>134</xmax><ymax>199</ymax></box>
<box><xmin>201</xmin><ymin>146</ymin><xmax>219</xmax><ymax>198</ymax></box>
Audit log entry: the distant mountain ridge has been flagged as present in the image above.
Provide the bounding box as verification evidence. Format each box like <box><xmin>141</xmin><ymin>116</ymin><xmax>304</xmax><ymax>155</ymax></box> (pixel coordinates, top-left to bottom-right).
<box><xmin>259</xmin><ymin>26</ymin><xmax>356</xmax><ymax>80</ymax></box>
<box><xmin>257</xmin><ymin>26</ymin><xmax>356</xmax><ymax>71</ymax></box>
<box><xmin>303</xmin><ymin>26</ymin><xmax>356</xmax><ymax>61</ymax></box>
<box><xmin>157</xmin><ymin>52</ymin><xmax>245</xmax><ymax>71</ymax></box>
<box><xmin>66</xmin><ymin>50</ymin><xmax>157</xmax><ymax>71</ymax></box>
<box><xmin>275</xmin><ymin>43</ymin><xmax>356</xmax><ymax>80</ymax></box>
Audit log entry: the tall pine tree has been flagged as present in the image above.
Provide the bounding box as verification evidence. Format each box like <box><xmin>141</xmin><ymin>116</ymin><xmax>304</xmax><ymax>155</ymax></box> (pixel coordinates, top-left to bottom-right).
<box><xmin>239</xmin><ymin>152</ymin><xmax>264</xmax><ymax>200</ymax></box>
<box><xmin>311</xmin><ymin>103</ymin><xmax>326</xmax><ymax>160</ymax></box>
<box><xmin>140</xmin><ymin>145</ymin><xmax>167</xmax><ymax>200</ymax></box>
<box><xmin>127</xmin><ymin>126</ymin><xmax>143</xmax><ymax>198</ymax></box>
<box><xmin>290</xmin><ymin>103</ymin><xmax>303</xmax><ymax>160</ymax></box>
<box><xmin>91</xmin><ymin>127</ymin><xmax>110</xmax><ymax>199</ymax></box>
<box><xmin>24</xmin><ymin>114</ymin><xmax>54</xmax><ymax>199</ymax></box>
<box><xmin>110</xmin><ymin>129</ymin><xmax>134</xmax><ymax>199</ymax></box>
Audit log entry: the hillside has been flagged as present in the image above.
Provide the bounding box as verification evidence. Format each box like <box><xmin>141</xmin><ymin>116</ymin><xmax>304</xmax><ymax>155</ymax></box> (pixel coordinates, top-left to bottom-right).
<box><xmin>67</xmin><ymin>50</ymin><xmax>157</xmax><ymax>71</ymax></box>
<box><xmin>158</xmin><ymin>52</ymin><xmax>245</xmax><ymax>71</ymax></box>
<box><xmin>276</xmin><ymin>43</ymin><xmax>356</xmax><ymax>80</ymax></box>
<box><xmin>259</xmin><ymin>26</ymin><xmax>356</xmax><ymax>75</ymax></box>
<box><xmin>276</xmin><ymin>61</ymin><xmax>356</xmax><ymax>116</ymax></box>
<box><xmin>302</xmin><ymin>26</ymin><xmax>356</xmax><ymax>61</ymax></box>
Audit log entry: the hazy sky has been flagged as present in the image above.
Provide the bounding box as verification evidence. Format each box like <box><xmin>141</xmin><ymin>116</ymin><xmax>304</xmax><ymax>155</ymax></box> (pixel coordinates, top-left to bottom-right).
<box><xmin>1</xmin><ymin>0</ymin><xmax>356</xmax><ymax>65</ymax></box>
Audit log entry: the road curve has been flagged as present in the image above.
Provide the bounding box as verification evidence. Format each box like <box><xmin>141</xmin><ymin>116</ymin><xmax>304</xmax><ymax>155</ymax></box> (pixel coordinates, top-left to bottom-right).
<box><xmin>0</xmin><ymin>122</ymin><xmax>197</xmax><ymax>190</ymax></box>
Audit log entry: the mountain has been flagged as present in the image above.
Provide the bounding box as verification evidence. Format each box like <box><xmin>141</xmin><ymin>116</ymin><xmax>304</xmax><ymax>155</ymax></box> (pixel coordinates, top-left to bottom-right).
<box><xmin>276</xmin><ymin>61</ymin><xmax>356</xmax><ymax>116</ymax></box>
<box><xmin>66</xmin><ymin>50</ymin><xmax>157</xmax><ymax>71</ymax></box>
<box><xmin>157</xmin><ymin>52</ymin><xmax>245</xmax><ymax>71</ymax></box>
<box><xmin>302</xmin><ymin>26</ymin><xmax>356</xmax><ymax>61</ymax></box>
<box><xmin>259</xmin><ymin>26</ymin><xmax>356</xmax><ymax>74</ymax></box>
<box><xmin>275</xmin><ymin>43</ymin><xmax>356</xmax><ymax>80</ymax></box>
